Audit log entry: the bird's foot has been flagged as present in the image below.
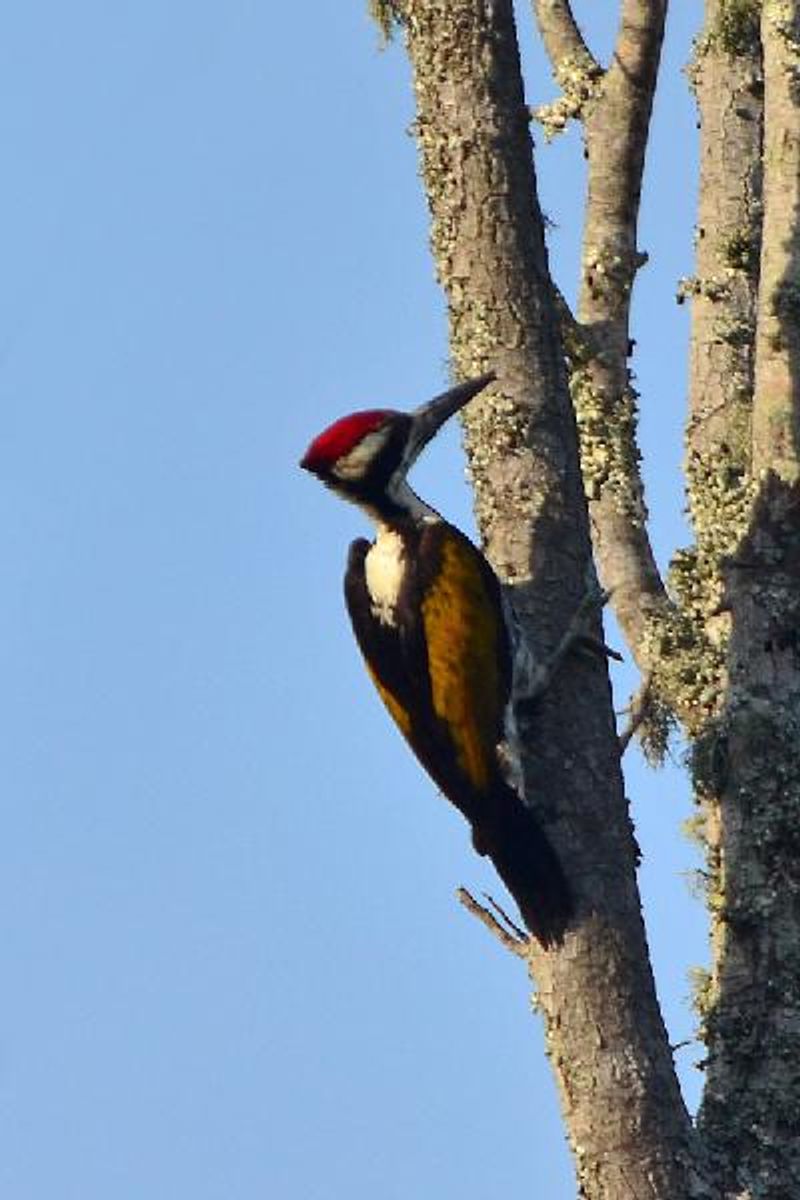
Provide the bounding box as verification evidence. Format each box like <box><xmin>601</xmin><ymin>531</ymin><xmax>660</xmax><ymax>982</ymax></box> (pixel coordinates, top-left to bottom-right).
<box><xmin>514</xmin><ymin>585</ymin><xmax>618</xmax><ymax>707</ymax></box>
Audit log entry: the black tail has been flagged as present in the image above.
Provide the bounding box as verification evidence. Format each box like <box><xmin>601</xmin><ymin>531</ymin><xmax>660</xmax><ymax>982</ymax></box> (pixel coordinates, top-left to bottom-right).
<box><xmin>473</xmin><ymin>784</ymin><xmax>573</xmax><ymax>948</ymax></box>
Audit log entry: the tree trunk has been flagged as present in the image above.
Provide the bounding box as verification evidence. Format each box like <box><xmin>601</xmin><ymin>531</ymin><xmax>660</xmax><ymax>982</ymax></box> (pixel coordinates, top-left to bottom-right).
<box><xmin>687</xmin><ymin>6</ymin><xmax>800</xmax><ymax>1197</ymax></box>
<box><xmin>390</xmin><ymin>2</ymin><xmax>700</xmax><ymax>1196</ymax></box>
<box><xmin>368</xmin><ymin>1</ymin><xmax>800</xmax><ymax>1195</ymax></box>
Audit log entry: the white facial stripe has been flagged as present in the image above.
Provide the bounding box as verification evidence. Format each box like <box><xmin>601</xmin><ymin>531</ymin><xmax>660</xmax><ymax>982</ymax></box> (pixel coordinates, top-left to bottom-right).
<box><xmin>332</xmin><ymin>429</ymin><xmax>390</xmax><ymax>480</ymax></box>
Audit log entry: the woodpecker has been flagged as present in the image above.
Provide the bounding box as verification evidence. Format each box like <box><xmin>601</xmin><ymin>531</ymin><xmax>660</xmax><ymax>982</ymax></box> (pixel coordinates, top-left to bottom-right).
<box><xmin>300</xmin><ymin>373</ymin><xmax>572</xmax><ymax>945</ymax></box>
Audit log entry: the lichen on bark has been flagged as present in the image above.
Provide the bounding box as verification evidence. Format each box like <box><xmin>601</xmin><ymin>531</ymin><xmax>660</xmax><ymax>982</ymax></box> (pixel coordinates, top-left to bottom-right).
<box><xmin>390</xmin><ymin>4</ymin><xmax>698</xmax><ymax>1197</ymax></box>
<box><xmin>367</xmin><ymin>0</ymin><xmax>401</xmax><ymax>42</ymax></box>
<box><xmin>688</xmin><ymin>0</ymin><xmax>762</xmax><ymax>84</ymax></box>
<box><xmin>533</xmin><ymin>51</ymin><xmax>603</xmax><ymax>139</ymax></box>
<box><xmin>360</xmin><ymin>0</ymin><xmax>800</xmax><ymax>1195</ymax></box>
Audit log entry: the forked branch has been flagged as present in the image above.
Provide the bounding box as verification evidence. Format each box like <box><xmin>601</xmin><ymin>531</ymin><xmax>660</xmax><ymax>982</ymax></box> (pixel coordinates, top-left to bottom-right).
<box><xmin>532</xmin><ymin>0</ymin><xmax>603</xmax><ymax>136</ymax></box>
<box><xmin>534</xmin><ymin>1</ymin><xmax>686</xmax><ymax>709</ymax></box>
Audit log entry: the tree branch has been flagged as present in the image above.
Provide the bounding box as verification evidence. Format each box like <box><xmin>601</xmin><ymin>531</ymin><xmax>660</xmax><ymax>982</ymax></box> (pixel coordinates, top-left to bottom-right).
<box><xmin>457</xmin><ymin>888</ymin><xmax>529</xmax><ymax>955</ymax></box>
<box><xmin>534</xmin><ymin>0</ymin><xmax>597</xmax><ymax>68</ymax></box>
<box><xmin>568</xmin><ymin>1</ymin><xmax>679</xmax><ymax>699</ymax></box>
<box><xmin>618</xmin><ymin>669</ymin><xmax>653</xmax><ymax>753</ymax></box>
<box><xmin>532</xmin><ymin>0</ymin><xmax>603</xmax><ymax>137</ymax></box>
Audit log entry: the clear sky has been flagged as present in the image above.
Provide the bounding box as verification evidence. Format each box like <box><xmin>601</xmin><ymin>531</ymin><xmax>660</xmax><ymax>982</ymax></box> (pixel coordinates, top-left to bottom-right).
<box><xmin>0</xmin><ymin>4</ymin><xmax>706</xmax><ymax>1198</ymax></box>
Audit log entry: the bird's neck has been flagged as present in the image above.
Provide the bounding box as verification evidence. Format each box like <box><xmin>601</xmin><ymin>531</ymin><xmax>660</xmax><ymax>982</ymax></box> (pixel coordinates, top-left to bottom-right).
<box><xmin>360</xmin><ymin>476</ymin><xmax>441</xmax><ymax>527</ymax></box>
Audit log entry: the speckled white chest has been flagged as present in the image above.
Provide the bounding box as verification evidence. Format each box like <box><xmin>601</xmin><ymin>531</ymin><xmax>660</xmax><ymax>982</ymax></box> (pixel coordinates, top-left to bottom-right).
<box><xmin>364</xmin><ymin>529</ymin><xmax>406</xmax><ymax>625</ymax></box>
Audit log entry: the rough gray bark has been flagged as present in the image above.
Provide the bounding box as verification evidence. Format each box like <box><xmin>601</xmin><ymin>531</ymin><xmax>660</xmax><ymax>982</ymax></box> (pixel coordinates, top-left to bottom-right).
<box><xmin>699</xmin><ymin>475</ymin><xmax>800</xmax><ymax>1199</ymax></box>
<box><xmin>680</xmin><ymin>0</ymin><xmax>762</xmax><ymax>720</ymax></box>
<box><xmin>566</xmin><ymin>0</ymin><xmax>672</xmax><ymax>668</ymax></box>
<box><xmin>365</xmin><ymin>0</ymin><xmax>800</xmax><ymax>1197</ymax></box>
<box><xmin>753</xmin><ymin>1</ymin><xmax>800</xmax><ymax>478</ymax></box>
<box><xmin>387</xmin><ymin>2</ymin><xmax>698</xmax><ymax>1197</ymax></box>
<box><xmin>686</xmin><ymin>7</ymin><xmax>800</xmax><ymax>1196</ymax></box>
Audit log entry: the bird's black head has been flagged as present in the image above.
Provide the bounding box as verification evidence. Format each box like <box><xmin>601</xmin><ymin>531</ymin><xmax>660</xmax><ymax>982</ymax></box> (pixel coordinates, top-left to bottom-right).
<box><xmin>300</xmin><ymin>373</ymin><xmax>496</xmax><ymax>520</ymax></box>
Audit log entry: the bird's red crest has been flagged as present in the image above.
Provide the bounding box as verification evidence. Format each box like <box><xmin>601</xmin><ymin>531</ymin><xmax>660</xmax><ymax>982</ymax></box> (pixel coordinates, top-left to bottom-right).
<box><xmin>300</xmin><ymin>409</ymin><xmax>393</xmax><ymax>472</ymax></box>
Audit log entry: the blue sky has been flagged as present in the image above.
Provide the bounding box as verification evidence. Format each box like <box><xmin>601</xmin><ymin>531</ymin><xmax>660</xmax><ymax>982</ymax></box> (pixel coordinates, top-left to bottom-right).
<box><xmin>0</xmin><ymin>4</ymin><xmax>706</xmax><ymax>1197</ymax></box>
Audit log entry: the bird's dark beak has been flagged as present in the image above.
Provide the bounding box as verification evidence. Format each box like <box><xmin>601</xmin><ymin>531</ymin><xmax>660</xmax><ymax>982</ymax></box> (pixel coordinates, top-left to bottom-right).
<box><xmin>406</xmin><ymin>372</ymin><xmax>496</xmax><ymax>462</ymax></box>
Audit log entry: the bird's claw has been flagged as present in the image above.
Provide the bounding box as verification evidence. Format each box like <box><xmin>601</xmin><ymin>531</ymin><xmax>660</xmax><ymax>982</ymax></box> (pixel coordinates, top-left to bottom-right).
<box><xmin>513</xmin><ymin>584</ymin><xmax>619</xmax><ymax>707</ymax></box>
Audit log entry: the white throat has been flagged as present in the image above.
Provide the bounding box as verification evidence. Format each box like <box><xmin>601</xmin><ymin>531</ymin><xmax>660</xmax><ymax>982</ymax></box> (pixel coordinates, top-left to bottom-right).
<box><xmin>364</xmin><ymin>528</ymin><xmax>406</xmax><ymax>626</ymax></box>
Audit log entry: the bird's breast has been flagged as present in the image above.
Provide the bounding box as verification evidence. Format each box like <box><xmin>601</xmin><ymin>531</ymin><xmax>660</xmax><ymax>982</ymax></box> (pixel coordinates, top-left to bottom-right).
<box><xmin>364</xmin><ymin>528</ymin><xmax>407</xmax><ymax>626</ymax></box>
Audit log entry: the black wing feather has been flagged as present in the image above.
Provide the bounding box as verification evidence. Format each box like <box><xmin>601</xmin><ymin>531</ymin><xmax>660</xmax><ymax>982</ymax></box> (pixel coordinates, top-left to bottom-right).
<box><xmin>343</xmin><ymin>531</ymin><xmax>572</xmax><ymax>946</ymax></box>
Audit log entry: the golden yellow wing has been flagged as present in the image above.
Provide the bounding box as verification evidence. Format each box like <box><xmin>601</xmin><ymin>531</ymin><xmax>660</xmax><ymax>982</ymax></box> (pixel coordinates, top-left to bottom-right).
<box><xmin>418</xmin><ymin>525</ymin><xmax>508</xmax><ymax>795</ymax></box>
<box><xmin>344</xmin><ymin>526</ymin><xmax>510</xmax><ymax>805</ymax></box>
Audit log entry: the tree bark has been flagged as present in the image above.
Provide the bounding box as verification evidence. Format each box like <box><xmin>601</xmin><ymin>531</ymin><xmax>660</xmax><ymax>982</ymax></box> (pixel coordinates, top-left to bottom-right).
<box><xmin>392</xmin><ymin>2</ymin><xmax>700</xmax><ymax>1196</ymax></box>
<box><xmin>365</xmin><ymin>1</ymin><xmax>800</xmax><ymax>1195</ymax></box>
<box><xmin>572</xmin><ymin>0</ymin><xmax>672</xmax><ymax>670</ymax></box>
<box><xmin>699</xmin><ymin>474</ymin><xmax>800</xmax><ymax>1200</ymax></box>
<box><xmin>753</xmin><ymin>0</ymin><xmax>800</xmax><ymax>479</ymax></box>
<box><xmin>534</xmin><ymin>0</ymin><xmax>709</xmax><ymax>753</ymax></box>
<box><xmin>686</xmin><ymin>6</ymin><xmax>800</xmax><ymax>1196</ymax></box>
<box><xmin>683</xmin><ymin>0</ymin><xmax>764</xmax><ymax>1117</ymax></box>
